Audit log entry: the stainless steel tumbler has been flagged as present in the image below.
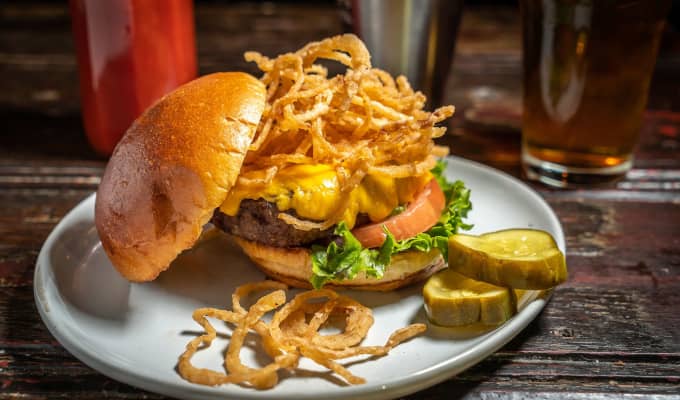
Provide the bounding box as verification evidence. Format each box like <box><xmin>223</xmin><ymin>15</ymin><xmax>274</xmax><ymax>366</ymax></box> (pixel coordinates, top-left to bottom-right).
<box><xmin>344</xmin><ymin>0</ymin><xmax>464</xmax><ymax>107</ymax></box>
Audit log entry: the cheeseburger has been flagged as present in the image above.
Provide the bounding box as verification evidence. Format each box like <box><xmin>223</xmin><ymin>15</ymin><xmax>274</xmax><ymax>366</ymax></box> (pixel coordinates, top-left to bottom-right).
<box><xmin>95</xmin><ymin>35</ymin><xmax>471</xmax><ymax>290</ymax></box>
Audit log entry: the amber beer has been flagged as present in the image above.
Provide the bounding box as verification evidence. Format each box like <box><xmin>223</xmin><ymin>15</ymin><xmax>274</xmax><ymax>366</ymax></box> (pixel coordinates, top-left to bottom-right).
<box><xmin>521</xmin><ymin>0</ymin><xmax>670</xmax><ymax>187</ymax></box>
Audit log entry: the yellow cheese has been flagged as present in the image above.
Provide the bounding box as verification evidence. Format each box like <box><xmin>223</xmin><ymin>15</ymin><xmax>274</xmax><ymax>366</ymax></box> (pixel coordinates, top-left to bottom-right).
<box><xmin>220</xmin><ymin>164</ymin><xmax>430</xmax><ymax>228</ymax></box>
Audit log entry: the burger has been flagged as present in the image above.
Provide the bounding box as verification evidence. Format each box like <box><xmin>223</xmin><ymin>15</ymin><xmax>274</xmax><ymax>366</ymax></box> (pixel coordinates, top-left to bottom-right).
<box><xmin>94</xmin><ymin>35</ymin><xmax>471</xmax><ymax>290</ymax></box>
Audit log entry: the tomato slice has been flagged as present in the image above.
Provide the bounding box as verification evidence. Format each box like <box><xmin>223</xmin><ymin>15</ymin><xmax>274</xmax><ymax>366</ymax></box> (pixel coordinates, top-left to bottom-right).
<box><xmin>351</xmin><ymin>179</ymin><xmax>446</xmax><ymax>248</ymax></box>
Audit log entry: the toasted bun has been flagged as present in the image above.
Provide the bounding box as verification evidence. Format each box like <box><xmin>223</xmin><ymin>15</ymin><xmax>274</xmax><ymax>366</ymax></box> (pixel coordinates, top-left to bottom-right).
<box><xmin>95</xmin><ymin>72</ymin><xmax>266</xmax><ymax>282</ymax></box>
<box><xmin>234</xmin><ymin>237</ymin><xmax>445</xmax><ymax>291</ymax></box>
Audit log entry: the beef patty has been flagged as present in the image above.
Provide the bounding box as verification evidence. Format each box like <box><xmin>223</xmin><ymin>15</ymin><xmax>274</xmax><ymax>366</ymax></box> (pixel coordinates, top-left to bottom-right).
<box><xmin>211</xmin><ymin>199</ymin><xmax>334</xmax><ymax>247</ymax></box>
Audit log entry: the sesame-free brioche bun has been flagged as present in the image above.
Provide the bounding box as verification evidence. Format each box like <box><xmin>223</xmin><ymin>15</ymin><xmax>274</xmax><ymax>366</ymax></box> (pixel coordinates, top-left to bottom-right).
<box><xmin>95</xmin><ymin>72</ymin><xmax>266</xmax><ymax>282</ymax></box>
<box><xmin>234</xmin><ymin>237</ymin><xmax>446</xmax><ymax>291</ymax></box>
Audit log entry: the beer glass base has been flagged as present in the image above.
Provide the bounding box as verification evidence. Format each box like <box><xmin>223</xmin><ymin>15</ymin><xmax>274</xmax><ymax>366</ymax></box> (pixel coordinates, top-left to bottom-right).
<box><xmin>522</xmin><ymin>151</ymin><xmax>631</xmax><ymax>188</ymax></box>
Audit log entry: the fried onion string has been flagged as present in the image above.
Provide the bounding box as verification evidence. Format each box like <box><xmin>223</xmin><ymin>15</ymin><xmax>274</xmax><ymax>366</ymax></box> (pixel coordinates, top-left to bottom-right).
<box><xmin>178</xmin><ymin>281</ymin><xmax>426</xmax><ymax>389</ymax></box>
<box><xmin>238</xmin><ymin>34</ymin><xmax>455</xmax><ymax>230</ymax></box>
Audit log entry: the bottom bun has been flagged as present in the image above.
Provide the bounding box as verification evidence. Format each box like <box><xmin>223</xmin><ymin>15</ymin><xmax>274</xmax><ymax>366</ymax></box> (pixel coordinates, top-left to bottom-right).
<box><xmin>234</xmin><ymin>237</ymin><xmax>445</xmax><ymax>291</ymax></box>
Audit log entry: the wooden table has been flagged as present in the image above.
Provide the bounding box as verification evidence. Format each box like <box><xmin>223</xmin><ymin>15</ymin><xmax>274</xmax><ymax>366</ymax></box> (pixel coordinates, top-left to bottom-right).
<box><xmin>2</xmin><ymin>2</ymin><xmax>679</xmax><ymax>399</ymax></box>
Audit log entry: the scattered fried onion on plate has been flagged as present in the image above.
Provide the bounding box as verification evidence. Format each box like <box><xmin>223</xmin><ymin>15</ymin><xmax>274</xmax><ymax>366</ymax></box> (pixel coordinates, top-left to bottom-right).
<box><xmin>177</xmin><ymin>280</ymin><xmax>426</xmax><ymax>389</ymax></box>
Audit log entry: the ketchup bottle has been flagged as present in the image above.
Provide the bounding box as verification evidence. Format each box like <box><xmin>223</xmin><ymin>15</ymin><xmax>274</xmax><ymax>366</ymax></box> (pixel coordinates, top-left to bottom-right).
<box><xmin>70</xmin><ymin>0</ymin><xmax>197</xmax><ymax>156</ymax></box>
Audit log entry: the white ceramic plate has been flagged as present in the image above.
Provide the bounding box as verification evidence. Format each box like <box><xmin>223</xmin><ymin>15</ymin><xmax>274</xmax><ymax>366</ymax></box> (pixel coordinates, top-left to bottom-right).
<box><xmin>34</xmin><ymin>156</ymin><xmax>565</xmax><ymax>400</ymax></box>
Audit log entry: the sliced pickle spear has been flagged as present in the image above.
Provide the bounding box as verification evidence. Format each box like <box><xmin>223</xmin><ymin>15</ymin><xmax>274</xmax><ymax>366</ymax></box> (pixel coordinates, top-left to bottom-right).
<box><xmin>447</xmin><ymin>229</ymin><xmax>567</xmax><ymax>290</ymax></box>
<box><xmin>423</xmin><ymin>268</ymin><xmax>517</xmax><ymax>327</ymax></box>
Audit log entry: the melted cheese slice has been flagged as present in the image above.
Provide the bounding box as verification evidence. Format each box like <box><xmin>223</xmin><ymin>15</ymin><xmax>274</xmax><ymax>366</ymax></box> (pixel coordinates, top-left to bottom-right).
<box><xmin>219</xmin><ymin>164</ymin><xmax>431</xmax><ymax>228</ymax></box>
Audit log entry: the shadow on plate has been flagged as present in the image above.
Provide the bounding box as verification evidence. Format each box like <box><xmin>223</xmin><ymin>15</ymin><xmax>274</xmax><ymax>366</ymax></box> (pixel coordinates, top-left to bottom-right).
<box><xmin>153</xmin><ymin>233</ymin><xmax>269</xmax><ymax>307</ymax></box>
<box><xmin>48</xmin><ymin>221</ymin><xmax>131</xmax><ymax>321</ymax></box>
<box><xmin>154</xmin><ymin>232</ymin><xmax>425</xmax><ymax>310</ymax></box>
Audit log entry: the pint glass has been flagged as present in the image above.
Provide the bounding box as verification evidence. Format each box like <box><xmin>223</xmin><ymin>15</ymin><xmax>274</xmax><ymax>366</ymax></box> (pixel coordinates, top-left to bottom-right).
<box><xmin>521</xmin><ymin>0</ymin><xmax>670</xmax><ymax>187</ymax></box>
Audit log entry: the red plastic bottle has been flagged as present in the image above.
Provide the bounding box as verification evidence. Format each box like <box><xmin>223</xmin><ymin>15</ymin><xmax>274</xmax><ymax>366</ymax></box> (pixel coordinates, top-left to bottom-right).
<box><xmin>70</xmin><ymin>0</ymin><xmax>197</xmax><ymax>156</ymax></box>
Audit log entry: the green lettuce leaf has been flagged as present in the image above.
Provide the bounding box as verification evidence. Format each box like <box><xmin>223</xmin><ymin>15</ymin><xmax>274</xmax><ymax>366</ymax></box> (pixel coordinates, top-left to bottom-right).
<box><xmin>310</xmin><ymin>222</ymin><xmax>389</xmax><ymax>289</ymax></box>
<box><xmin>310</xmin><ymin>160</ymin><xmax>472</xmax><ymax>289</ymax></box>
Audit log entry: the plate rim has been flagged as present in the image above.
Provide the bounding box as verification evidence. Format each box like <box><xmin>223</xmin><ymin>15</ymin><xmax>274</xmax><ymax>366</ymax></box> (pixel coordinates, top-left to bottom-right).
<box><xmin>34</xmin><ymin>155</ymin><xmax>564</xmax><ymax>400</ymax></box>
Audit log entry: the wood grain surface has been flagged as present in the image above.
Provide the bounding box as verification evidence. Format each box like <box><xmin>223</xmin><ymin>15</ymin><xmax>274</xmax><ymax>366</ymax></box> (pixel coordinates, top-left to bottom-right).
<box><xmin>1</xmin><ymin>1</ymin><xmax>679</xmax><ymax>399</ymax></box>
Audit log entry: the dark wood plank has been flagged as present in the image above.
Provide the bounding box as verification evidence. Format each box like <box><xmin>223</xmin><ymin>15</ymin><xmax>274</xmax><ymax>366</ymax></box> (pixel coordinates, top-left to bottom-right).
<box><xmin>549</xmin><ymin>200</ymin><xmax>680</xmax><ymax>290</ymax></box>
<box><xmin>2</xmin><ymin>2</ymin><xmax>679</xmax><ymax>118</ymax></box>
<box><xmin>1</xmin><ymin>110</ymin><xmax>678</xmax><ymax>198</ymax></box>
<box><xmin>0</xmin><ymin>188</ymin><xmax>91</xmax><ymax>288</ymax></box>
<box><xmin>2</xmin><ymin>285</ymin><xmax>678</xmax><ymax>397</ymax></box>
<box><xmin>0</xmin><ymin>2</ymin><xmax>343</xmax><ymax>114</ymax></box>
<box><xmin>0</xmin><ymin>111</ymin><xmax>101</xmax><ymax>163</ymax></box>
<box><xmin>3</xmin><ymin>346</ymin><xmax>679</xmax><ymax>399</ymax></box>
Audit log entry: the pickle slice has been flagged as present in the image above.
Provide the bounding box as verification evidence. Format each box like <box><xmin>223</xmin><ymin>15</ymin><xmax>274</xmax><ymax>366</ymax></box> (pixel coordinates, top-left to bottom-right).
<box><xmin>423</xmin><ymin>268</ymin><xmax>517</xmax><ymax>327</ymax></box>
<box><xmin>447</xmin><ymin>229</ymin><xmax>567</xmax><ymax>290</ymax></box>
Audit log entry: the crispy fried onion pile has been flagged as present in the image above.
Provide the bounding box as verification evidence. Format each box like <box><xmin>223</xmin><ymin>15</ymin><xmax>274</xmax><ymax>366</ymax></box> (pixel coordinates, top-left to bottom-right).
<box><xmin>240</xmin><ymin>34</ymin><xmax>455</xmax><ymax>231</ymax></box>
<box><xmin>178</xmin><ymin>281</ymin><xmax>426</xmax><ymax>389</ymax></box>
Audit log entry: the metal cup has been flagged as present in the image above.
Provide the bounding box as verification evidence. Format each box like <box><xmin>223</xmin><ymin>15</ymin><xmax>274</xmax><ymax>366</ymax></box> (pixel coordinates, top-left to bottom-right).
<box><xmin>342</xmin><ymin>0</ymin><xmax>464</xmax><ymax>107</ymax></box>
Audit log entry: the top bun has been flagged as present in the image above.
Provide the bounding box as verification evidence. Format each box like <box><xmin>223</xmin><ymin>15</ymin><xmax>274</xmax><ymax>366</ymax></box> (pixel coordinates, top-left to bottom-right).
<box><xmin>95</xmin><ymin>72</ymin><xmax>266</xmax><ymax>282</ymax></box>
